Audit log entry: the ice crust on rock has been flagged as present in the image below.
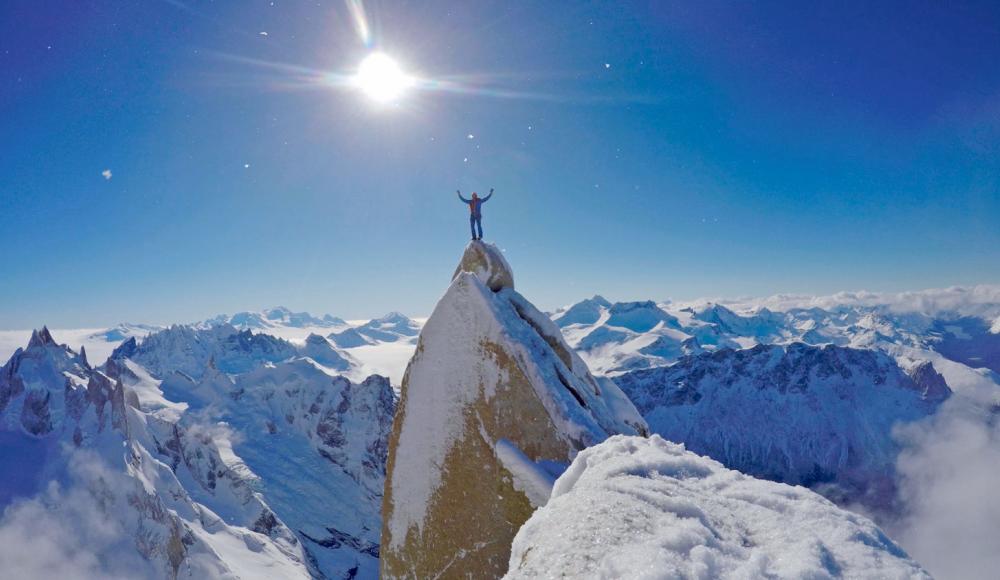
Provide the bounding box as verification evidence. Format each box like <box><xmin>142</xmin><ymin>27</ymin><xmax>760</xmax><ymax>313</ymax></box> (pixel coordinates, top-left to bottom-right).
<box><xmin>505</xmin><ymin>435</ymin><xmax>930</xmax><ymax>579</ymax></box>
<box><xmin>381</xmin><ymin>242</ymin><xmax>645</xmax><ymax>578</ymax></box>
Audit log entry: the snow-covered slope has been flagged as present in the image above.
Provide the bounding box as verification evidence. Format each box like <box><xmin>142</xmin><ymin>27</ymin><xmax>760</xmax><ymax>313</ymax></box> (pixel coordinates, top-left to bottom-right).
<box><xmin>506</xmin><ymin>435</ymin><xmax>929</xmax><ymax>579</ymax></box>
<box><xmin>381</xmin><ymin>241</ymin><xmax>646</xmax><ymax>578</ymax></box>
<box><xmin>615</xmin><ymin>343</ymin><xmax>950</xmax><ymax>504</ymax></box>
<box><xmin>0</xmin><ymin>328</ymin><xmax>311</xmax><ymax>578</ymax></box>
<box><xmin>0</xmin><ymin>321</ymin><xmax>401</xmax><ymax>579</ymax></box>
<box><xmin>157</xmin><ymin>357</ymin><xmax>395</xmax><ymax>577</ymax></box>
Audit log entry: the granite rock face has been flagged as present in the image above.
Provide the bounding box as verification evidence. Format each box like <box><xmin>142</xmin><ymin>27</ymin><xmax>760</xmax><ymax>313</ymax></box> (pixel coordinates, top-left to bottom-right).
<box><xmin>381</xmin><ymin>242</ymin><xmax>646</xmax><ymax>578</ymax></box>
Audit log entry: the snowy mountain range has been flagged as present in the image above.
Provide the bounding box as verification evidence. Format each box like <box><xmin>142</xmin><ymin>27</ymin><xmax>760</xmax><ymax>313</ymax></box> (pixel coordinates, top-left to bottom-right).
<box><xmin>1</xmin><ymin>284</ymin><xmax>998</xmax><ymax>578</ymax></box>
<box><xmin>0</xmin><ymin>321</ymin><xmax>397</xmax><ymax>578</ymax></box>
<box><xmin>554</xmin><ymin>289</ymin><xmax>1000</xmax><ymax>511</ymax></box>
<box><xmin>615</xmin><ymin>343</ymin><xmax>950</xmax><ymax>505</ymax></box>
<box><xmin>553</xmin><ymin>287</ymin><xmax>1000</xmax><ymax>377</ymax></box>
<box><xmin>201</xmin><ymin>307</ymin><xmax>348</xmax><ymax>332</ymax></box>
<box><xmin>0</xmin><ymin>328</ymin><xmax>311</xmax><ymax>578</ymax></box>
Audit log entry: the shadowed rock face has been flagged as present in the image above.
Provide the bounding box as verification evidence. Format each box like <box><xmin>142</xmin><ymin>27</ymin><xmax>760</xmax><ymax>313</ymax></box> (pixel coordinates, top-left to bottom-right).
<box><xmin>381</xmin><ymin>242</ymin><xmax>645</xmax><ymax>579</ymax></box>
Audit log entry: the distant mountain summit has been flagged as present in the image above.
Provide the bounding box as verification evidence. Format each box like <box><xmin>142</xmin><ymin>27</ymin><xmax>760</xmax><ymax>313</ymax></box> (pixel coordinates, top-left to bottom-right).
<box><xmin>202</xmin><ymin>306</ymin><xmax>348</xmax><ymax>330</ymax></box>
<box><xmin>328</xmin><ymin>311</ymin><xmax>421</xmax><ymax>346</ymax></box>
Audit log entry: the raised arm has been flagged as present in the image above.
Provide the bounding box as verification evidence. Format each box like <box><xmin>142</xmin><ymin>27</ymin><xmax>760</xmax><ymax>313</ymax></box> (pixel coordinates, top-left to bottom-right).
<box><xmin>456</xmin><ymin>189</ymin><xmax>471</xmax><ymax>203</ymax></box>
<box><xmin>481</xmin><ymin>188</ymin><xmax>494</xmax><ymax>202</ymax></box>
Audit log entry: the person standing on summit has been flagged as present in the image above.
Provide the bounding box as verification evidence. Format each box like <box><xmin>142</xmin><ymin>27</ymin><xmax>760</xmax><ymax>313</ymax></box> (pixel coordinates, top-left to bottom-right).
<box><xmin>457</xmin><ymin>188</ymin><xmax>494</xmax><ymax>241</ymax></box>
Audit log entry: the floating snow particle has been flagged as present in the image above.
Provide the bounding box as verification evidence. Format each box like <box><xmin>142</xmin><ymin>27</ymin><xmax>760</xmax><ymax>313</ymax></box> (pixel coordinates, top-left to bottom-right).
<box><xmin>467</xmin><ymin>134</ymin><xmax>475</xmax><ymax>139</ymax></box>
<box><xmin>101</xmin><ymin>169</ymin><xmax>112</xmax><ymax>180</ymax></box>
<box><xmin>604</xmin><ymin>63</ymin><xmax>610</xmax><ymax>69</ymax></box>
<box><xmin>259</xmin><ymin>31</ymin><xmax>268</xmax><ymax>36</ymax></box>
<box><xmin>463</xmin><ymin>157</ymin><xmax>468</xmax><ymax>163</ymax></box>
<box><xmin>244</xmin><ymin>163</ymin><xmax>250</xmax><ymax>169</ymax></box>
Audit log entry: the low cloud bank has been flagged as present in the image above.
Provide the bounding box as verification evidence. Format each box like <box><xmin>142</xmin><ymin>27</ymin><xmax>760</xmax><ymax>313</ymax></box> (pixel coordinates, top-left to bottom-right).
<box><xmin>0</xmin><ymin>449</ymin><xmax>156</xmax><ymax>580</ymax></box>
<box><xmin>699</xmin><ymin>284</ymin><xmax>1000</xmax><ymax>319</ymax></box>
<box><xmin>889</xmin><ymin>392</ymin><xmax>1000</xmax><ymax>580</ymax></box>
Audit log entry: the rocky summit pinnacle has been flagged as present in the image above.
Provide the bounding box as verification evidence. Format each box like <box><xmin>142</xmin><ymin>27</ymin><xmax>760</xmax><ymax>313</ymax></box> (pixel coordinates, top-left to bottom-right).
<box><xmin>27</xmin><ymin>326</ymin><xmax>57</xmax><ymax>349</ymax></box>
<box><xmin>381</xmin><ymin>243</ymin><xmax>646</xmax><ymax>578</ymax></box>
<box><xmin>452</xmin><ymin>240</ymin><xmax>514</xmax><ymax>292</ymax></box>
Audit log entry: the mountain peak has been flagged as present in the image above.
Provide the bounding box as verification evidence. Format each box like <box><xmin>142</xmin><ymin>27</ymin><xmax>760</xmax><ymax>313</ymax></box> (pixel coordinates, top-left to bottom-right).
<box><xmin>382</xmin><ymin>243</ymin><xmax>644</xmax><ymax>577</ymax></box>
<box><xmin>376</xmin><ymin>311</ymin><xmax>410</xmax><ymax>323</ymax></box>
<box><xmin>452</xmin><ymin>240</ymin><xmax>514</xmax><ymax>292</ymax></box>
<box><xmin>590</xmin><ymin>294</ymin><xmax>611</xmax><ymax>307</ymax></box>
<box><xmin>28</xmin><ymin>326</ymin><xmax>56</xmax><ymax>349</ymax></box>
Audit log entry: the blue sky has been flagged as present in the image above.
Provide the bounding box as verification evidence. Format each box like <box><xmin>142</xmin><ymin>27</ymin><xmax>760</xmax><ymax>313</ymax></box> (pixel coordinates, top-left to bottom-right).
<box><xmin>1</xmin><ymin>0</ymin><xmax>998</xmax><ymax>327</ymax></box>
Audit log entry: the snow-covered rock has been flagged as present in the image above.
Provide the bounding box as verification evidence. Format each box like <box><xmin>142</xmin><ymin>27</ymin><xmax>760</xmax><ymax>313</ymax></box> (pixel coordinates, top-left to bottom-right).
<box><xmin>615</xmin><ymin>343</ymin><xmax>950</xmax><ymax>503</ymax></box>
<box><xmin>203</xmin><ymin>307</ymin><xmax>348</xmax><ymax>331</ymax></box>
<box><xmin>352</xmin><ymin>312</ymin><xmax>421</xmax><ymax>343</ymax></box>
<box><xmin>551</xmin><ymin>295</ymin><xmax>610</xmax><ymax>328</ymax></box>
<box><xmin>297</xmin><ymin>332</ymin><xmax>354</xmax><ymax>371</ymax></box>
<box><xmin>506</xmin><ymin>435</ymin><xmax>929</xmax><ymax>579</ymax></box>
<box><xmin>123</xmin><ymin>324</ymin><xmax>300</xmax><ymax>379</ymax></box>
<box><xmin>605</xmin><ymin>300</ymin><xmax>679</xmax><ymax>333</ymax></box>
<box><xmin>451</xmin><ymin>239</ymin><xmax>515</xmax><ymax>292</ymax></box>
<box><xmin>381</xmin><ymin>241</ymin><xmax>646</xmax><ymax>578</ymax></box>
<box><xmin>164</xmin><ymin>358</ymin><xmax>396</xmax><ymax>576</ymax></box>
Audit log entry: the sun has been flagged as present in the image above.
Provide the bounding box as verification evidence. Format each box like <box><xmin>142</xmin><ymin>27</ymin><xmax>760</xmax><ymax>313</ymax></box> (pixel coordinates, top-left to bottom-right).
<box><xmin>353</xmin><ymin>52</ymin><xmax>413</xmax><ymax>103</ymax></box>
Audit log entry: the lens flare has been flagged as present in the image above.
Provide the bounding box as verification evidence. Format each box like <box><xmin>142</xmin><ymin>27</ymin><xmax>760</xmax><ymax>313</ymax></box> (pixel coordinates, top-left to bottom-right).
<box><xmin>353</xmin><ymin>52</ymin><xmax>413</xmax><ymax>103</ymax></box>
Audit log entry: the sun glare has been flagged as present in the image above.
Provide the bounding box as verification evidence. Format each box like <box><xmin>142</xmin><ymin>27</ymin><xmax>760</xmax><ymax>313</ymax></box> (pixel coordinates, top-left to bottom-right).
<box><xmin>353</xmin><ymin>52</ymin><xmax>413</xmax><ymax>103</ymax></box>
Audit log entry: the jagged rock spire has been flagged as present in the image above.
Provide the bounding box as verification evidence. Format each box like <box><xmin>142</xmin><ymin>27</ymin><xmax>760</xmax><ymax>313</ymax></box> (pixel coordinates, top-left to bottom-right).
<box><xmin>28</xmin><ymin>326</ymin><xmax>56</xmax><ymax>349</ymax></box>
<box><xmin>381</xmin><ymin>242</ymin><xmax>645</xmax><ymax>578</ymax></box>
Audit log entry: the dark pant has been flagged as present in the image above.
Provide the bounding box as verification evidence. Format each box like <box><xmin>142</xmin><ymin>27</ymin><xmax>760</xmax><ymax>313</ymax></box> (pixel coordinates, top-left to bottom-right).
<box><xmin>470</xmin><ymin>215</ymin><xmax>483</xmax><ymax>239</ymax></box>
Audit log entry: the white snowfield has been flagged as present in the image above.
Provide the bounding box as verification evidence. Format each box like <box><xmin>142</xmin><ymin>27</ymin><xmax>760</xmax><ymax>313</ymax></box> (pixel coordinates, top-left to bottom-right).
<box><xmin>506</xmin><ymin>435</ymin><xmax>930</xmax><ymax>580</ymax></box>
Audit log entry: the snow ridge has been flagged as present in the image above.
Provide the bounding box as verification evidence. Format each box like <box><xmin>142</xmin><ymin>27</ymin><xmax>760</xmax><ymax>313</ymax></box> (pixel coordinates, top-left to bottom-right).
<box><xmin>506</xmin><ymin>435</ymin><xmax>929</xmax><ymax>579</ymax></box>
